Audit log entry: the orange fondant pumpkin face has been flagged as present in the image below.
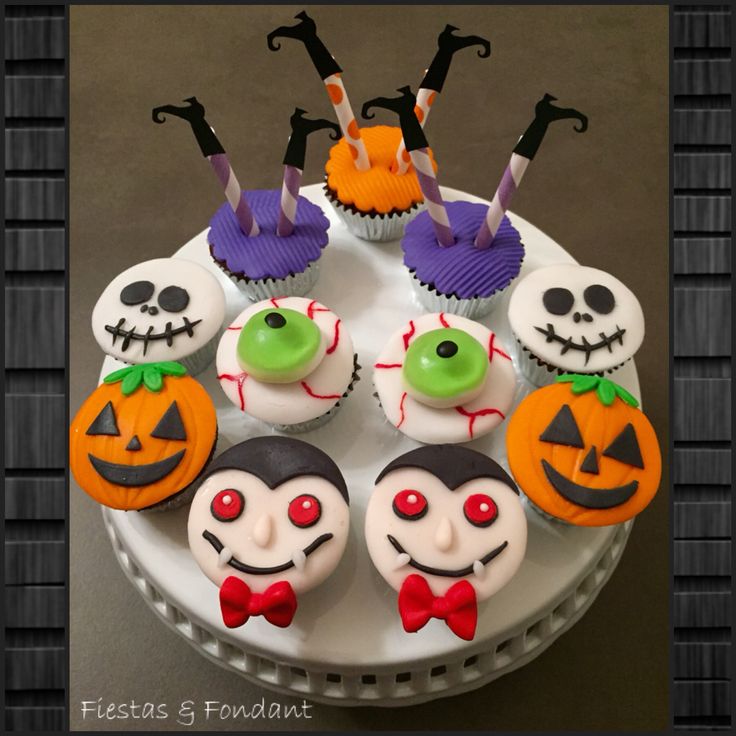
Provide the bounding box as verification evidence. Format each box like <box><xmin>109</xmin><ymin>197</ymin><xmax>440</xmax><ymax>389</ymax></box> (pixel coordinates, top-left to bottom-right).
<box><xmin>506</xmin><ymin>374</ymin><xmax>662</xmax><ymax>526</ymax></box>
<box><xmin>70</xmin><ymin>362</ymin><xmax>217</xmax><ymax>510</ymax></box>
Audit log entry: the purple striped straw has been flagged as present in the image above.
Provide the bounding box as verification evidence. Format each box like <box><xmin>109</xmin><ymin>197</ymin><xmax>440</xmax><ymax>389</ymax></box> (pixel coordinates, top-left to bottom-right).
<box><xmin>410</xmin><ymin>148</ymin><xmax>454</xmax><ymax>247</ymax></box>
<box><xmin>208</xmin><ymin>152</ymin><xmax>259</xmax><ymax>237</ymax></box>
<box><xmin>277</xmin><ymin>165</ymin><xmax>302</xmax><ymax>237</ymax></box>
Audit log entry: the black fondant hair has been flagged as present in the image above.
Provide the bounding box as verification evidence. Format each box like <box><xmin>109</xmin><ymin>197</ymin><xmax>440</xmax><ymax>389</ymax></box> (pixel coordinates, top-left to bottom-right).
<box><xmin>375</xmin><ymin>445</ymin><xmax>519</xmax><ymax>494</ymax></box>
<box><xmin>199</xmin><ymin>437</ymin><xmax>349</xmax><ymax>503</ymax></box>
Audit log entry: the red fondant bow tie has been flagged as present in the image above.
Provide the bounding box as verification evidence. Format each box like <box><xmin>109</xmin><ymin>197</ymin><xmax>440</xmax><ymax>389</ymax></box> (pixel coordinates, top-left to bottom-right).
<box><xmin>219</xmin><ymin>576</ymin><xmax>297</xmax><ymax>629</ymax></box>
<box><xmin>398</xmin><ymin>574</ymin><xmax>477</xmax><ymax>641</ymax></box>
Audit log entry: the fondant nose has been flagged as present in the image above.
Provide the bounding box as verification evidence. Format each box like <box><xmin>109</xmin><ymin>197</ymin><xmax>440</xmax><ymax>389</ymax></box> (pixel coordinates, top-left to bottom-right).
<box><xmin>434</xmin><ymin>516</ymin><xmax>454</xmax><ymax>552</ymax></box>
<box><xmin>126</xmin><ymin>435</ymin><xmax>142</xmax><ymax>451</ymax></box>
<box><xmin>252</xmin><ymin>514</ymin><xmax>274</xmax><ymax>548</ymax></box>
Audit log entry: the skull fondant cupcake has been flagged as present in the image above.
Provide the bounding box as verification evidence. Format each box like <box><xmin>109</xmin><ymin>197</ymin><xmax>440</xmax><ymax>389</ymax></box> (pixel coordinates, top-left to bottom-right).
<box><xmin>506</xmin><ymin>374</ymin><xmax>662</xmax><ymax>527</ymax></box>
<box><xmin>365</xmin><ymin>445</ymin><xmax>527</xmax><ymax>641</ymax></box>
<box><xmin>373</xmin><ymin>312</ymin><xmax>516</xmax><ymax>444</ymax></box>
<box><xmin>188</xmin><ymin>437</ymin><xmax>350</xmax><ymax>629</ymax></box>
<box><xmin>508</xmin><ymin>263</ymin><xmax>645</xmax><ymax>386</ymax></box>
<box><xmin>216</xmin><ymin>296</ymin><xmax>358</xmax><ymax>432</ymax></box>
<box><xmin>91</xmin><ymin>257</ymin><xmax>226</xmax><ymax>376</ymax></box>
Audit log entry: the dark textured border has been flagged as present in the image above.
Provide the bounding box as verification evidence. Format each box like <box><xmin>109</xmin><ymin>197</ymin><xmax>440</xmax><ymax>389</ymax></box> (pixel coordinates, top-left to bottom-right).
<box><xmin>672</xmin><ymin>3</ymin><xmax>733</xmax><ymax>731</ymax></box>
<box><xmin>4</xmin><ymin>3</ymin><xmax>67</xmax><ymax>731</ymax></box>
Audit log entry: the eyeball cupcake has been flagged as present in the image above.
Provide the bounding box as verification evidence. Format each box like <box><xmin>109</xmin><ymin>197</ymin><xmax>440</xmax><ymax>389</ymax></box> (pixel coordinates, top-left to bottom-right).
<box><xmin>365</xmin><ymin>445</ymin><xmax>527</xmax><ymax>641</ymax></box>
<box><xmin>508</xmin><ymin>264</ymin><xmax>645</xmax><ymax>386</ymax></box>
<box><xmin>216</xmin><ymin>296</ymin><xmax>358</xmax><ymax>432</ymax></box>
<box><xmin>91</xmin><ymin>258</ymin><xmax>226</xmax><ymax>375</ymax></box>
<box><xmin>69</xmin><ymin>362</ymin><xmax>217</xmax><ymax>511</ymax></box>
<box><xmin>506</xmin><ymin>374</ymin><xmax>662</xmax><ymax>526</ymax></box>
<box><xmin>188</xmin><ymin>437</ymin><xmax>350</xmax><ymax>629</ymax></box>
<box><xmin>373</xmin><ymin>312</ymin><xmax>516</xmax><ymax>444</ymax></box>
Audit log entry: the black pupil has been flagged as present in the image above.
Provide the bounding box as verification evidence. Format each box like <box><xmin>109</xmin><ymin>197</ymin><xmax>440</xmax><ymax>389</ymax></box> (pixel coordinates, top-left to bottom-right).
<box><xmin>157</xmin><ymin>285</ymin><xmax>189</xmax><ymax>313</ymax></box>
<box><xmin>543</xmin><ymin>287</ymin><xmax>575</xmax><ymax>315</ymax></box>
<box><xmin>584</xmin><ymin>284</ymin><xmax>615</xmax><ymax>314</ymax></box>
<box><xmin>265</xmin><ymin>312</ymin><xmax>286</xmax><ymax>329</ymax></box>
<box><xmin>120</xmin><ymin>280</ymin><xmax>154</xmax><ymax>306</ymax></box>
<box><xmin>436</xmin><ymin>340</ymin><xmax>458</xmax><ymax>358</ymax></box>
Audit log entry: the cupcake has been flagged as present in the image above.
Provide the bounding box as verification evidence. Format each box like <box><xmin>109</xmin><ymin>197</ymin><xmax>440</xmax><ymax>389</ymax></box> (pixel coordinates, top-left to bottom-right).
<box><xmin>373</xmin><ymin>312</ymin><xmax>516</xmax><ymax>444</ymax></box>
<box><xmin>91</xmin><ymin>257</ymin><xmax>225</xmax><ymax>375</ymax></box>
<box><xmin>268</xmin><ymin>13</ymin><xmax>490</xmax><ymax>242</ymax></box>
<box><xmin>69</xmin><ymin>361</ymin><xmax>217</xmax><ymax>511</ymax></box>
<box><xmin>152</xmin><ymin>98</ymin><xmax>337</xmax><ymax>301</ymax></box>
<box><xmin>365</xmin><ymin>445</ymin><xmax>527</xmax><ymax>641</ymax></box>
<box><xmin>506</xmin><ymin>374</ymin><xmax>662</xmax><ymax>527</ymax></box>
<box><xmin>508</xmin><ymin>263</ymin><xmax>645</xmax><ymax>386</ymax></box>
<box><xmin>216</xmin><ymin>296</ymin><xmax>358</xmax><ymax>432</ymax></box>
<box><xmin>188</xmin><ymin>437</ymin><xmax>350</xmax><ymax>630</ymax></box>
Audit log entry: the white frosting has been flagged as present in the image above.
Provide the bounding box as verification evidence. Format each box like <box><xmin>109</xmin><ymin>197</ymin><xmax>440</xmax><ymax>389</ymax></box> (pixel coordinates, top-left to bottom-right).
<box><xmin>188</xmin><ymin>469</ymin><xmax>349</xmax><ymax>595</ymax></box>
<box><xmin>91</xmin><ymin>258</ymin><xmax>226</xmax><ymax>364</ymax></box>
<box><xmin>216</xmin><ymin>297</ymin><xmax>354</xmax><ymax>426</ymax></box>
<box><xmin>508</xmin><ymin>264</ymin><xmax>645</xmax><ymax>373</ymax></box>
<box><xmin>365</xmin><ymin>467</ymin><xmax>527</xmax><ymax>600</ymax></box>
<box><xmin>373</xmin><ymin>313</ymin><xmax>516</xmax><ymax>444</ymax></box>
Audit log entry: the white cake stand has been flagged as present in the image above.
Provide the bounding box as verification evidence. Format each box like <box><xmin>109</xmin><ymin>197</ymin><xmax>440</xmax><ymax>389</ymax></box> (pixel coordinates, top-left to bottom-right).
<box><xmin>101</xmin><ymin>184</ymin><xmax>637</xmax><ymax>707</ymax></box>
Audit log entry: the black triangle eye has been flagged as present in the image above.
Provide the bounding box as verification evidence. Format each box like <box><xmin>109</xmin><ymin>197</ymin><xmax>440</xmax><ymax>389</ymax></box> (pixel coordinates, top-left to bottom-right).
<box><xmin>150</xmin><ymin>401</ymin><xmax>187</xmax><ymax>440</ymax></box>
<box><xmin>603</xmin><ymin>423</ymin><xmax>644</xmax><ymax>468</ymax></box>
<box><xmin>540</xmin><ymin>404</ymin><xmax>584</xmax><ymax>448</ymax></box>
<box><xmin>86</xmin><ymin>401</ymin><xmax>119</xmax><ymax>436</ymax></box>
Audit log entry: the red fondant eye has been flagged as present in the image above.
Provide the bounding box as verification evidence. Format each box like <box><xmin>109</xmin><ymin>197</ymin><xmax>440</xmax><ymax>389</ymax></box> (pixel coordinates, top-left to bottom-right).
<box><xmin>463</xmin><ymin>494</ymin><xmax>498</xmax><ymax>527</ymax></box>
<box><xmin>211</xmin><ymin>489</ymin><xmax>244</xmax><ymax>522</ymax></box>
<box><xmin>288</xmin><ymin>494</ymin><xmax>321</xmax><ymax>528</ymax></box>
<box><xmin>392</xmin><ymin>489</ymin><xmax>428</xmax><ymax>520</ymax></box>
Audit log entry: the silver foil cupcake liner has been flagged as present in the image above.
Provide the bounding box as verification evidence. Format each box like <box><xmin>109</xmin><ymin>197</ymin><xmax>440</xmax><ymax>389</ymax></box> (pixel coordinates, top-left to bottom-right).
<box><xmin>410</xmin><ymin>273</ymin><xmax>506</xmax><ymax>319</ymax></box>
<box><xmin>272</xmin><ymin>356</ymin><xmax>361</xmax><ymax>434</ymax></box>
<box><xmin>327</xmin><ymin>195</ymin><xmax>424</xmax><ymax>242</ymax></box>
<box><xmin>217</xmin><ymin>260</ymin><xmax>320</xmax><ymax>302</ymax></box>
<box><xmin>521</xmin><ymin>491</ymin><xmax>572</xmax><ymax>526</ymax></box>
<box><xmin>176</xmin><ymin>332</ymin><xmax>220</xmax><ymax>376</ymax></box>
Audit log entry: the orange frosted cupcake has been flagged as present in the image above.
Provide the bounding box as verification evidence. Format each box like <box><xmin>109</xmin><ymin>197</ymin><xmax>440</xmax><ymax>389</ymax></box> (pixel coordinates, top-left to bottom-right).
<box><xmin>325</xmin><ymin>125</ymin><xmax>436</xmax><ymax>241</ymax></box>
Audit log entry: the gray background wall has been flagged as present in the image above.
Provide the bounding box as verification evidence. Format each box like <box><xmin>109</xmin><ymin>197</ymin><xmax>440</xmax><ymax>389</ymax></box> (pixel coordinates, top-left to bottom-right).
<box><xmin>67</xmin><ymin>4</ymin><xmax>670</xmax><ymax>731</ymax></box>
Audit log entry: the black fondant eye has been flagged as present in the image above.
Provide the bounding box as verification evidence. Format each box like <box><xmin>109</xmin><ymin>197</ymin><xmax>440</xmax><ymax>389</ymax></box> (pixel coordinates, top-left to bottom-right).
<box><xmin>157</xmin><ymin>286</ymin><xmax>190</xmax><ymax>313</ymax></box>
<box><xmin>150</xmin><ymin>401</ymin><xmax>187</xmax><ymax>440</ymax></box>
<box><xmin>265</xmin><ymin>311</ymin><xmax>287</xmax><ymax>329</ymax></box>
<box><xmin>584</xmin><ymin>284</ymin><xmax>615</xmax><ymax>314</ymax></box>
<box><xmin>603</xmin><ymin>423</ymin><xmax>644</xmax><ymax>468</ymax></box>
<box><xmin>540</xmin><ymin>404</ymin><xmax>584</xmax><ymax>448</ymax></box>
<box><xmin>120</xmin><ymin>280</ymin><xmax>154</xmax><ymax>306</ymax></box>
<box><xmin>543</xmin><ymin>288</ymin><xmax>574</xmax><ymax>316</ymax></box>
<box><xmin>86</xmin><ymin>401</ymin><xmax>120</xmax><ymax>436</ymax></box>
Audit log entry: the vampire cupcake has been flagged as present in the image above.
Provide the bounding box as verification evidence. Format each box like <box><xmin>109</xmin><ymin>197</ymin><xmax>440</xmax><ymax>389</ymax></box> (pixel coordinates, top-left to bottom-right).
<box><xmin>152</xmin><ymin>98</ymin><xmax>337</xmax><ymax>300</ymax></box>
<box><xmin>91</xmin><ymin>257</ymin><xmax>226</xmax><ymax>375</ymax></box>
<box><xmin>268</xmin><ymin>13</ymin><xmax>490</xmax><ymax>241</ymax></box>
<box><xmin>216</xmin><ymin>296</ymin><xmax>358</xmax><ymax>433</ymax></box>
<box><xmin>507</xmin><ymin>263</ymin><xmax>645</xmax><ymax>386</ymax></box>
<box><xmin>399</xmin><ymin>93</ymin><xmax>588</xmax><ymax>318</ymax></box>
<box><xmin>506</xmin><ymin>374</ymin><xmax>662</xmax><ymax>527</ymax></box>
<box><xmin>69</xmin><ymin>361</ymin><xmax>217</xmax><ymax>511</ymax></box>
<box><xmin>365</xmin><ymin>445</ymin><xmax>527</xmax><ymax>641</ymax></box>
<box><xmin>373</xmin><ymin>312</ymin><xmax>516</xmax><ymax>444</ymax></box>
<box><xmin>187</xmin><ymin>437</ymin><xmax>350</xmax><ymax>630</ymax></box>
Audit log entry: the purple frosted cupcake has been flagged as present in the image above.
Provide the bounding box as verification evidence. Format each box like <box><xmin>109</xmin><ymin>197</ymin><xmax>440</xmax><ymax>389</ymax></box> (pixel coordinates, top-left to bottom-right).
<box><xmin>402</xmin><ymin>201</ymin><xmax>525</xmax><ymax>319</ymax></box>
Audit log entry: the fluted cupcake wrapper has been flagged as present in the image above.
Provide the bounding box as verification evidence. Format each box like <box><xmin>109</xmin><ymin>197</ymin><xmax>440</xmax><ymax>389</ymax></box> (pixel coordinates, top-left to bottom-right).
<box><xmin>213</xmin><ymin>257</ymin><xmax>320</xmax><ymax>302</ymax></box>
<box><xmin>410</xmin><ymin>272</ymin><xmax>507</xmax><ymax>319</ymax></box>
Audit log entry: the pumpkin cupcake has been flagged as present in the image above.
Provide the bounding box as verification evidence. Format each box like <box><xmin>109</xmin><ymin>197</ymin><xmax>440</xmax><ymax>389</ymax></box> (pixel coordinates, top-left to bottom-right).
<box><xmin>506</xmin><ymin>374</ymin><xmax>662</xmax><ymax>527</ymax></box>
<box><xmin>70</xmin><ymin>362</ymin><xmax>217</xmax><ymax>511</ymax></box>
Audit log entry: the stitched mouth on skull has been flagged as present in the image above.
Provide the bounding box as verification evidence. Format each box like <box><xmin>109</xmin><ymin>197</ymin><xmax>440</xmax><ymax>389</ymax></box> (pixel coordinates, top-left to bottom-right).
<box><xmin>533</xmin><ymin>323</ymin><xmax>626</xmax><ymax>365</ymax></box>
<box><xmin>202</xmin><ymin>530</ymin><xmax>334</xmax><ymax>575</ymax></box>
<box><xmin>105</xmin><ymin>317</ymin><xmax>203</xmax><ymax>354</ymax></box>
<box><xmin>387</xmin><ymin>534</ymin><xmax>508</xmax><ymax>578</ymax></box>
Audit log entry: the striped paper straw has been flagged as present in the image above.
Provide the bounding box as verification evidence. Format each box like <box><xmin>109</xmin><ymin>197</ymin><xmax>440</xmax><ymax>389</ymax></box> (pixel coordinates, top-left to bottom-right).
<box><xmin>324</xmin><ymin>74</ymin><xmax>370</xmax><ymax>171</ymax></box>
<box><xmin>277</xmin><ymin>165</ymin><xmax>302</xmax><ymax>237</ymax></box>
<box><xmin>411</xmin><ymin>147</ymin><xmax>454</xmax><ymax>247</ymax></box>
<box><xmin>474</xmin><ymin>153</ymin><xmax>528</xmax><ymax>250</ymax></box>
<box><xmin>209</xmin><ymin>152</ymin><xmax>260</xmax><ymax>237</ymax></box>
<box><xmin>393</xmin><ymin>88</ymin><xmax>436</xmax><ymax>175</ymax></box>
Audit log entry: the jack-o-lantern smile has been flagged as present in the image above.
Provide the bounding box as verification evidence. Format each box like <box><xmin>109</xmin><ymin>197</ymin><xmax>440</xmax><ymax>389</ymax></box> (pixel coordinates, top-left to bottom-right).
<box><xmin>69</xmin><ymin>362</ymin><xmax>217</xmax><ymax>510</ymax></box>
<box><xmin>506</xmin><ymin>374</ymin><xmax>662</xmax><ymax>526</ymax></box>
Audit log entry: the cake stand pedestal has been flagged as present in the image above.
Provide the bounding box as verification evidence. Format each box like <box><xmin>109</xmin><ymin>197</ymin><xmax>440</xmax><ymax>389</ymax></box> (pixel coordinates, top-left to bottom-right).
<box><xmin>101</xmin><ymin>185</ymin><xmax>637</xmax><ymax>707</ymax></box>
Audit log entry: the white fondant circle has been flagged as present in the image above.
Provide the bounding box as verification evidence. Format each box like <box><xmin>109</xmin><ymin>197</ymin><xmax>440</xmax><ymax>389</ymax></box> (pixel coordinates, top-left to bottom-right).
<box><xmin>91</xmin><ymin>257</ymin><xmax>226</xmax><ymax>364</ymax></box>
<box><xmin>508</xmin><ymin>264</ymin><xmax>645</xmax><ymax>373</ymax></box>
<box><xmin>373</xmin><ymin>313</ymin><xmax>516</xmax><ymax>444</ymax></box>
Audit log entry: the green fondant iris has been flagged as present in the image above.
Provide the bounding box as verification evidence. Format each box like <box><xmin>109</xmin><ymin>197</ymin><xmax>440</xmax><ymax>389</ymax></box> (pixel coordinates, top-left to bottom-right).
<box><xmin>237</xmin><ymin>308</ymin><xmax>324</xmax><ymax>383</ymax></box>
<box><xmin>403</xmin><ymin>328</ymin><xmax>488</xmax><ymax>408</ymax></box>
